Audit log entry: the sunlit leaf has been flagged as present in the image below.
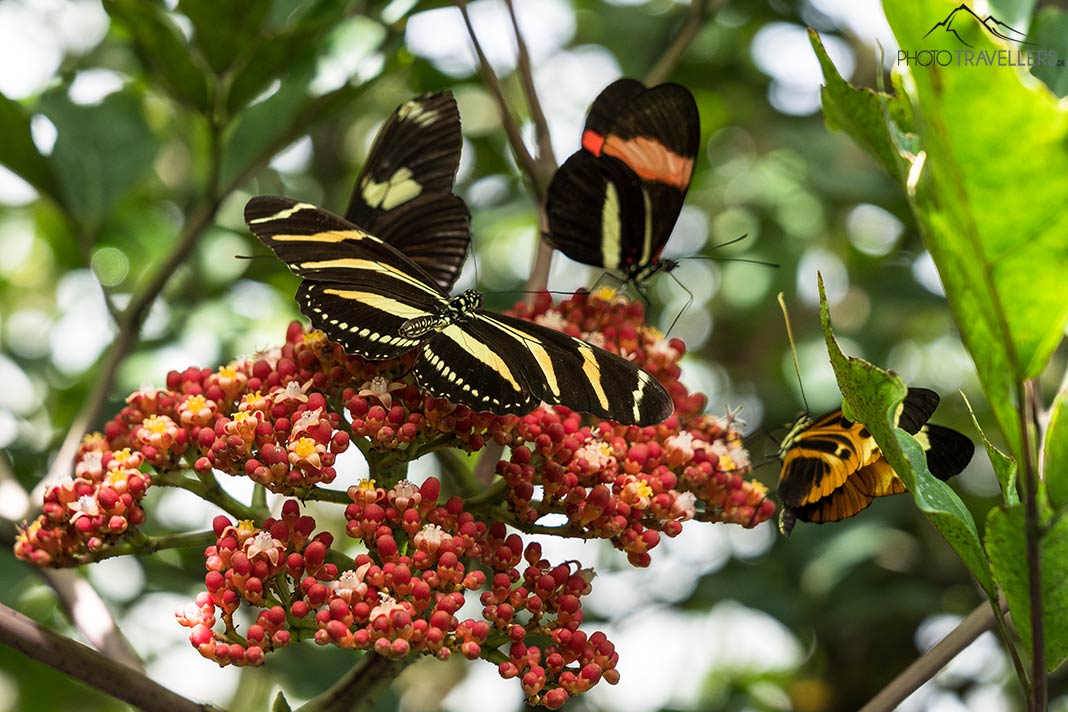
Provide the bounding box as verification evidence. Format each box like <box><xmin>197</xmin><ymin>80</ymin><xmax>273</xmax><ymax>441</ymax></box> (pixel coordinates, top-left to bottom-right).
<box><xmin>985</xmin><ymin>505</ymin><xmax>1068</xmax><ymax>670</ymax></box>
<box><xmin>817</xmin><ymin>275</ymin><xmax>997</xmax><ymax>600</ymax></box>
<box><xmin>879</xmin><ymin>1</ymin><xmax>1068</xmax><ymax>462</ymax></box>
<box><xmin>1046</xmin><ymin>385</ymin><xmax>1068</xmax><ymax>514</ymax></box>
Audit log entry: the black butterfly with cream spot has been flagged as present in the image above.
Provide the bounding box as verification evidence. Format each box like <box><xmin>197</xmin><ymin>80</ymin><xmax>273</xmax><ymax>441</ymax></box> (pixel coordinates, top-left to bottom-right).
<box><xmin>776</xmin><ymin>387</ymin><xmax>974</xmax><ymax>536</ymax></box>
<box><xmin>345</xmin><ymin>91</ymin><xmax>470</xmax><ymax>291</ymax></box>
<box><xmin>245</xmin><ymin>196</ymin><xmax>674</xmax><ymax>425</ymax></box>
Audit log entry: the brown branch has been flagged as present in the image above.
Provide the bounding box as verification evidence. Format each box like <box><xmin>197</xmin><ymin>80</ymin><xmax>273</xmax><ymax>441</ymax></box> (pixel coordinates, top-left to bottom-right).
<box><xmin>295</xmin><ymin>652</ymin><xmax>412</xmax><ymax>712</ymax></box>
<box><xmin>859</xmin><ymin>600</ymin><xmax>1003</xmax><ymax>712</ymax></box>
<box><xmin>503</xmin><ymin>0</ymin><xmax>556</xmax><ymax>189</ymax></box>
<box><xmin>36</xmin><ymin>569</ymin><xmax>144</xmax><ymax>670</ymax></box>
<box><xmin>0</xmin><ymin>603</ymin><xmax>220</xmax><ymax>712</ymax></box>
<box><xmin>455</xmin><ymin>0</ymin><xmax>540</xmax><ymax>194</ymax></box>
<box><xmin>644</xmin><ymin>0</ymin><xmax>719</xmax><ymax>86</ymax></box>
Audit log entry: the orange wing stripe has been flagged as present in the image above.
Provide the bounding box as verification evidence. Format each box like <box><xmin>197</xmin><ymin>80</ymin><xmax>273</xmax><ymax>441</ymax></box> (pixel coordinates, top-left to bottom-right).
<box><xmin>602</xmin><ymin>136</ymin><xmax>693</xmax><ymax>188</ymax></box>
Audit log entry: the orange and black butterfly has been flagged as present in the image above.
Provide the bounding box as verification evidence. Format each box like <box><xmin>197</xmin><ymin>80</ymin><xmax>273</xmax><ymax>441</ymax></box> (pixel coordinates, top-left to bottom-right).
<box><xmin>545</xmin><ymin>78</ymin><xmax>699</xmax><ymax>287</ymax></box>
<box><xmin>776</xmin><ymin>388</ymin><xmax>974</xmax><ymax>536</ymax></box>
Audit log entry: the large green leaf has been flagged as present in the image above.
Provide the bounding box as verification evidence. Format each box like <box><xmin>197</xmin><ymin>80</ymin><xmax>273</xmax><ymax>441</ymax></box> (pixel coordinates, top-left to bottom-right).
<box><xmin>985</xmin><ymin>505</ymin><xmax>1068</xmax><ymax>670</ymax></box>
<box><xmin>103</xmin><ymin>0</ymin><xmax>211</xmax><ymax>111</ymax></box>
<box><xmin>0</xmin><ymin>92</ymin><xmax>63</xmax><ymax>209</ymax></box>
<box><xmin>880</xmin><ymin>0</ymin><xmax>1068</xmax><ymax>459</ymax></box>
<box><xmin>1028</xmin><ymin>8</ymin><xmax>1068</xmax><ymax>98</ymax></box>
<box><xmin>817</xmin><ymin>275</ymin><xmax>997</xmax><ymax>601</ymax></box>
<box><xmin>1046</xmin><ymin>386</ymin><xmax>1068</xmax><ymax>515</ymax></box>
<box><xmin>40</xmin><ymin>90</ymin><xmax>158</xmax><ymax>228</ymax></box>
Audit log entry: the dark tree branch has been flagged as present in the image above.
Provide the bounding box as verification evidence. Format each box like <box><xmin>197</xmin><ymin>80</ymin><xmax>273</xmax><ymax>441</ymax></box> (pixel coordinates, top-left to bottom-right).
<box><xmin>0</xmin><ymin>603</ymin><xmax>220</xmax><ymax>712</ymax></box>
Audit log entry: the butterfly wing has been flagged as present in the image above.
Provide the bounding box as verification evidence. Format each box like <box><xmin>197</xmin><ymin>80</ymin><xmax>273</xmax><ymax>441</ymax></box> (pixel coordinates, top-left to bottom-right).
<box><xmin>245</xmin><ymin>196</ymin><xmax>446</xmax><ymax>360</ymax></box>
<box><xmin>778</xmin><ymin>387</ymin><xmax>974</xmax><ymax>535</ymax></box>
<box><xmin>777</xmin><ymin>410</ymin><xmax>880</xmax><ymax>509</ymax></box>
<box><xmin>546</xmin><ymin>79</ymin><xmax>699</xmax><ymax>276</ymax></box>
<box><xmin>412</xmin><ymin>311</ymin><xmax>674</xmax><ymax>424</ymax></box>
<box><xmin>596</xmin><ymin>82</ymin><xmax>700</xmax><ymax>192</ymax></box>
<box><xmin>345</xmin><ymin>91</ymin><xmax>470</xmax><ymax>290</ymax></box>
<box><xmin>545</xmin><ymin>152</ymin><xmax>665</xmax><ymax>271</ymax></box>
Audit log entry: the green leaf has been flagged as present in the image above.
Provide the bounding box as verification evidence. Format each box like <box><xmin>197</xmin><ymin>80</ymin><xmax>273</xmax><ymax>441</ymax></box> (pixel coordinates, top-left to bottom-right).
<box><xmin>40</xmin><ymin>90</ymin><xmax>158</xmax><ymax>228</ymax></box>
<box><xmin>989</xmin><ymin>0</ymin><xmax>1038</xmax><ymax>31</ymax></box>
<box><xmin>1046</xmin><ymin>385</ymin><xmax>1068</xmax><ymax>514</ymax></box>
<box><xmin>808</xmin><ymin>29</ymin><xmax>912</xmax><ymax>180</ymax></box>
<box><xmin>817</xmin><ymin>274</ymin><xmax>997</xmax><ymax>600</ymax></box>
<box><xmin>271</xmin><ymin>690</ymin><xmax>293</xmax><ymax>712</ymax></box>
<box><xmin>879</xmin><ymin>0</ymin><xmax>1068</xmax><ymax>460</ymax></box>
<box><xmin>223</xmin><ymin>2</ymin><xmax>360</xmax><ymax>112</ymax></box>
<box><xmin>1028</xmin><ymin>8</ymin><xmax>1068</xmax><ymax>98</ymax></box>
<box><xmin>0</xmin><ymin>92</ymin><xmax>64</xmax><ymax>209</ymax></box>
<box><xmin>985</xmin><ymin>505</ymin><xmax>1068</xmax><ymax>670</ymax></box>
<box><xmin>103</xmin><ymin>0</ymin><xmax>211</xmax><ymax>111</ymax></box>
<box><xmin>961</xmin><ymin>391</ymin><xmax>1018</xmax><ymax>507</ymax></box>
<box><xmin>177</xmin><ymin>0</ymin><xmax>270</xmax><ymax>74</ymax></box>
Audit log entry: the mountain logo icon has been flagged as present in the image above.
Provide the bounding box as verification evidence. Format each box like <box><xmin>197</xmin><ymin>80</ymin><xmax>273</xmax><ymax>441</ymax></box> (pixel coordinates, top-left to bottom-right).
<box><xmin>923</xmin><ymin>3</ymin><xmax>1033</xmax><ymax>47</ymax></box>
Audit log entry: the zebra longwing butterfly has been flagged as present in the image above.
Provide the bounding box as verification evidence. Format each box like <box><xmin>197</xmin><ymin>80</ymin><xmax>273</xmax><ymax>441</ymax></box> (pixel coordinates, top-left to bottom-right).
<box><xmin>345</xmin><ymin>91</ymin><xmax>470</xmax><ymax>291</ymax></box>
<box><xmin>777</xmin><ymin>387</ymin><xmax>974</xmax><ymax>536</ymax></box>
<box><xmin>545</xmin><ymin>78</ymin><xmax>700</xmax><ymax>285</ymax></box>
<box><xmin>245</xmin><ymin>196</ymin><xmax>674</xmax><ymax>425</ymax></box>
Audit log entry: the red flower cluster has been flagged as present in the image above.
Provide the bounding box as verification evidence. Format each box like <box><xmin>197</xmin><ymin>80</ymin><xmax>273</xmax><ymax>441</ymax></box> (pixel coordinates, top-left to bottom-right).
<box><xmin>14</xmin><ymin>436</ymin><xmax>152</xmax><ymax>566</ymax></box>
<box><xmin>178</xmin><ymin>479</ymin><xmax>613</xmax><ymax>709</ymax></box>
<box><xmin>499</xmin><ymin>292</ymin><xmax>774</xmax><ymax>565</ymax></box>
<box><xmin>16</xmin><ymin>290</ymin><xmax>774</xmax><ymax>706</ymax></box>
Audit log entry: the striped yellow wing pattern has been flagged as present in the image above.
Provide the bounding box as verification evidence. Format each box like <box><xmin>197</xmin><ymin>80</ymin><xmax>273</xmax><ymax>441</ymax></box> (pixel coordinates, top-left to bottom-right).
<box><xmin>245</xmin><ymin>196</ymin><xmax>674</xmax><ymax>425</ymax></box>
<box><xmin>777</xmin><ymin>388</ymin><xmax>974</xmax><ymax>535</ymax></box>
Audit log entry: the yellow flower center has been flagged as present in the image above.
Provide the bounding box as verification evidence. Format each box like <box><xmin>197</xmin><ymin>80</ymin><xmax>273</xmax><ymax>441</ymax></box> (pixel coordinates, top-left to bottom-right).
<box><xmin>293</xmin><ymin>437</ymin><xmax>317</xmax><ymax>457</ymax></box>
<box><xmin>635</xmin><ymin>481</ymin><xmax>653</xmax><ymax>499</ymax></box>
<box><xmin>143</xmin><ymin>415</ymin><xmax>172</xmax><ymax>434</ymax></box>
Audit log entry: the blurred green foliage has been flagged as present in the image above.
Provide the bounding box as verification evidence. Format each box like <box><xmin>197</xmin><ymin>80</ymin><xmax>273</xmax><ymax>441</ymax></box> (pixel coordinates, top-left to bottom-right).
<box><xmin>1</xmin><ymin>0</ymin><xmax>1066</xmax><ymax>710</ymax></box>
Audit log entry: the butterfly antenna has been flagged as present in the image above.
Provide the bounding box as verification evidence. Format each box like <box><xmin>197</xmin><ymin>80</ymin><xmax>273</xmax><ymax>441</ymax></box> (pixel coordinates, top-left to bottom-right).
<box><xmin>685</xmin><ymin>234</ymin><xmax>780</xmax><ymax>269</ymax></box>
<box><xmin>777</xmin><ymin>292</ymin><xmax>810</xmax><ymax>414</ymax></box>
<box><xmin>663</xmin><ymin>269</ymin><xmax>694</xmax><ymax>338</ymax></box>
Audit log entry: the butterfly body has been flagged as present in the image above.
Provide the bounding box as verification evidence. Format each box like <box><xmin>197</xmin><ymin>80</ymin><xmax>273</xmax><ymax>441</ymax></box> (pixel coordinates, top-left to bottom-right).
<box><xmin>246</xmin><ymin>196</ymin><xmax>673</xmax><ymax>425</ymax></box>
<box><xmin>546</xmin><ymin>79</ymin><xmax>699</xmax><ymax>288</ymax></box>
<box><xmin>776</xmin><ymin>387</ymin><xmax>974</xmax><ymax>535</ymax></box>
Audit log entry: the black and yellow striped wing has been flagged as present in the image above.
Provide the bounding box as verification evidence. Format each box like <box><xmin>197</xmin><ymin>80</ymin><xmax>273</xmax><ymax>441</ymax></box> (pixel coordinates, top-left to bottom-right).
<box><xmin>245</xmin><ymin>197</ymin><xmax>674</xmax><ymax>425</ymax></box>
<box><xmin>777</xmin><ymin>388</ymin><xmax>974</xmax><ymax>535</ymax></box>
<box><xmin>345</xmin><ymin>91</ymin><xmax>470</xmax><ymax>291</ymax></box>
<box><xmin>545</xmin><ymin>79</ymin><xmax>699</xmax><ymax>283</ymax></box>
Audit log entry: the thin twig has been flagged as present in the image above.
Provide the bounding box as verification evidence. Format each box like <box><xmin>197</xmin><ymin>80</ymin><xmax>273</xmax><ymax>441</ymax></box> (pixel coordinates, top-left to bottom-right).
<box><xmin>455</xmin><ymin>0</ymin><xmax>540</xmax><ymax>193</ymax></box>
<box><xmin>859</xmin><ymin>600</ymin><xmax>1003</xmax><ymax>712</ymax></box>
<box><xmin>1021</xmin><ymin>379</ymin><xmax>1046</xmax><ymax>711</ymax></box>
<box><xmin>644</xmin><ymin>0</ymin><xmax>718</xmax><ymax>86</ymax></box>
<box><xmin>0</xmin><ymin>603</ymin><xmax>219</xmax><ymax>712</ymax></box>
<box><xmin>503</xmin><ymin>0</ymin><xmax>555</xmax><ymax>189</ymax></box>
